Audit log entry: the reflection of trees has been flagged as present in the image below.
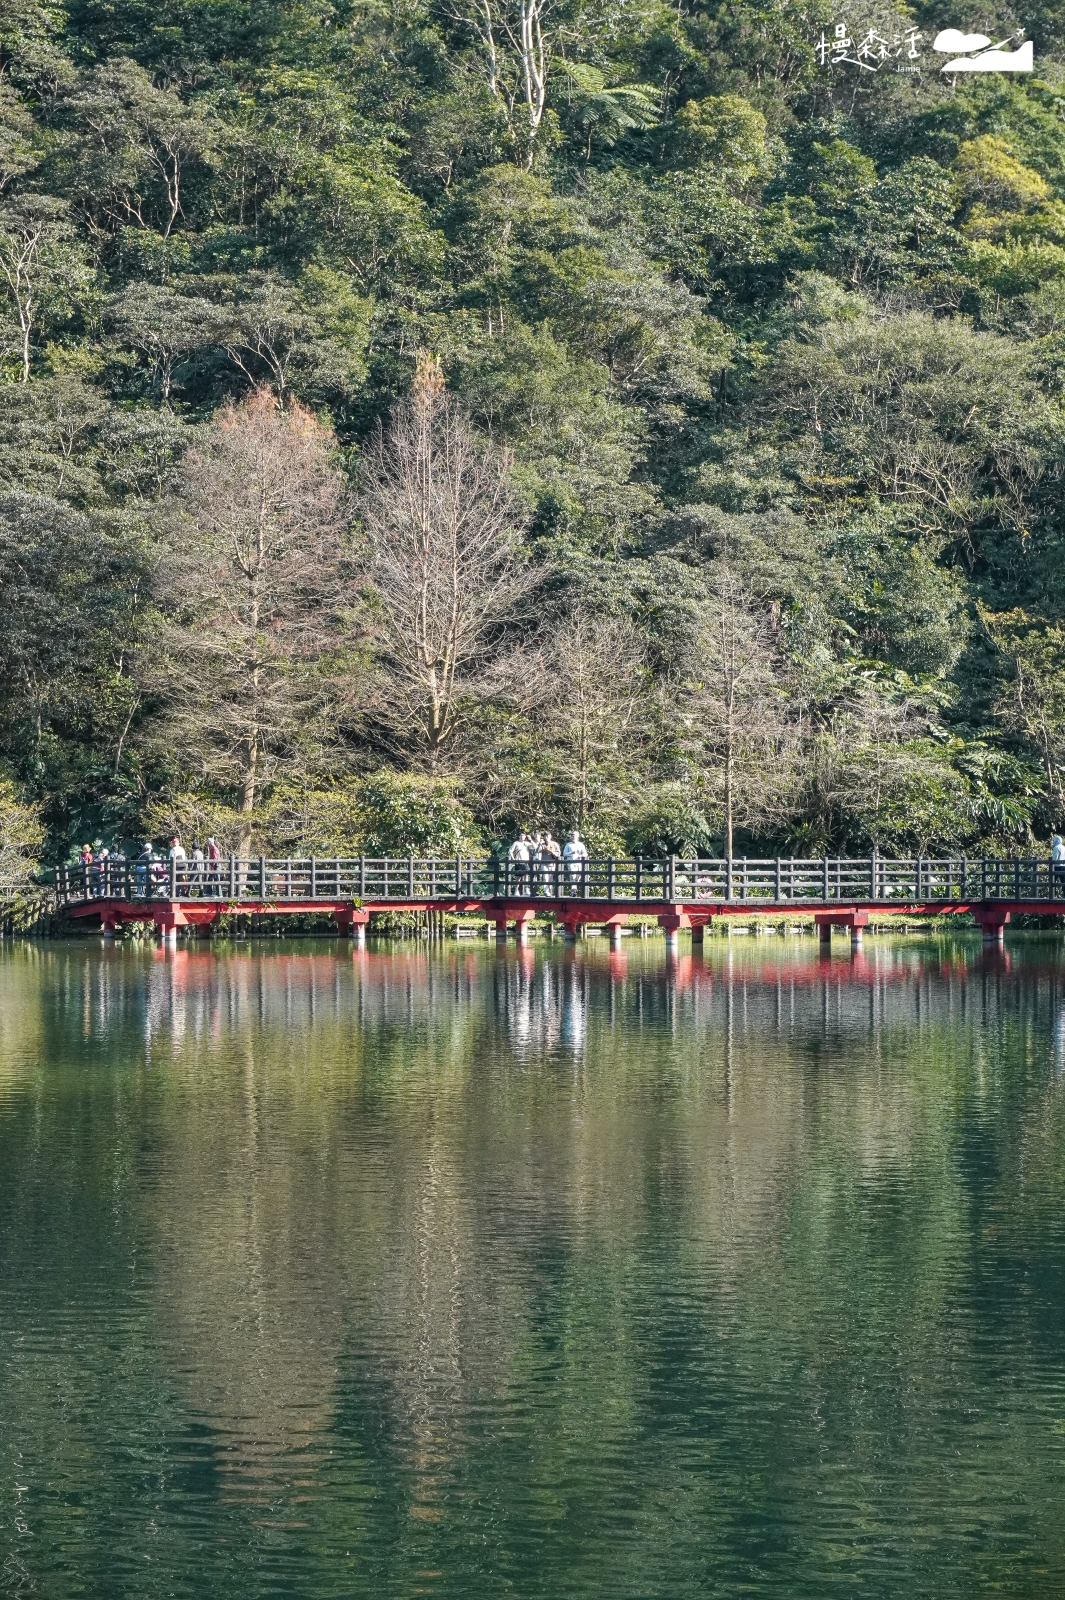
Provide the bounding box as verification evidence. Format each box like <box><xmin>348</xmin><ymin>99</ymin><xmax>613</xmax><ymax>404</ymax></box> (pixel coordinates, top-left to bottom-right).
<box><xmin>2</xmin><ymin>938</ymin><xmax>1065</xmax><ymax>1592</ymax></box>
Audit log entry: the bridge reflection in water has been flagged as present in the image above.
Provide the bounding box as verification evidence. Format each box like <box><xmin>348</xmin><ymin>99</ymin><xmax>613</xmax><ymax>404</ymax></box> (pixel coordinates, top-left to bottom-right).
<box><xmin>38</xmin><ymin>931</ymin><xmax>1044</xmax><ymax>1066</ymax></box>
<box><xmin>3</xmin><ymin>932</ymin><xmax>1065</xmax><ymax>1597</ymax></box>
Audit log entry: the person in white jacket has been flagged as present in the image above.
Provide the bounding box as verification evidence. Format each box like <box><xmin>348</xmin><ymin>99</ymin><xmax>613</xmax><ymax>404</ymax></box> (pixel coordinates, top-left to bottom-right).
<box><xmin>562</xmin><ymin>830</ymin><xmax>588</xmax><ymax>891</ymax></box>
<box><xmin>168</xmin><ymin>835</ymin><xmax>187</xmax><ymax>895</ymax></box>
<box><xmin>508</xmin><ymin>832</ymin><xmax>532</xmax><ymax>892</ymax></box>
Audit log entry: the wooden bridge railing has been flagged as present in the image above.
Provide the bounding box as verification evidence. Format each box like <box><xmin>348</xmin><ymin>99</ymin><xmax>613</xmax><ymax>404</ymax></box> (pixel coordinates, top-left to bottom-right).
<box><xmin>53</xmin><ymin>855</ymin><xmax>1065</xmax><ymax>907</ymax></box>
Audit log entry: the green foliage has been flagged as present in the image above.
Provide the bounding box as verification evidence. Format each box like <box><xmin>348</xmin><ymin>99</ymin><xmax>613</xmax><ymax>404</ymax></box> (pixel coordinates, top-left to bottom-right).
<box><xmin>355</xmin><ymin>772</ymin><xmax>481</xmax><ymax>857</ymax></box>
<box><xmin>986</xmin><ymin>609</ymin><xmax>1065</xmax><ymax>815</ymax></box>
<box><xmin>805</xmin><ymin>139</ymin><xmax>877</xmax><ymax>214</ymax></box>
<box><xmin>956</xmin><ymin>135</ymin><xmax>1049</xmax><ymax>215</ymax></box>
<box><xmin>4</xmin><ymin>0</ymin><xmax>1065</xmax><ymax>858</ymax></box>
<box><xmin>623</xmin><ymin>786</ymin><xmax>716</xmax><ymax>857</ymax></box>
<box><xmin>262</xmin><ymin>773</ymin><xmax>481</xmax><ymax>857</ymax></box>
<box><xmin>0</xmin><ymin>770</ymin><xmax>44</xmax><ymax>885</ymax></box>
<box><xmin>559</xmin><ymin>64</ymin><xmax>659</xmax><ymax>159</ymax></box>
<box><xmin>669</xmin><ymin>95</ymin><xmax>774</xmax><ymax>190</ymax></box>
<box><xmin>843</xmin><ymin>535</ymin><xmax>970</xmax><ymax>679</ymax></box>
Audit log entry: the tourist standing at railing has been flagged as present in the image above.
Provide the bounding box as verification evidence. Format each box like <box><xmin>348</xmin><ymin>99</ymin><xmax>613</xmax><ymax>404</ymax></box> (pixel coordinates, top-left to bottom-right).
<box><xmin>189</xmin><ymin>844</ymin><xmax>205</xmax><ymax>895</ymax></box>
<box><xmin>528</xmin><ymin>831</ymin><xmax>542</xmax><ymax>893</ymax></box>
<box><xmin>108</xmin><ymin>848</ymin><xmax>125</xmax><ymax>897</ymax></box>
<box><xmin>168</xmin><ymin>836</ymin><xmax>187</xmax><ymax>895</ymax></box>
<box><xmin>563</xmin><ymin>829</ymin><xmax>588</xmax><ymax>891</ymax></box>
<box><xmin>148</xmin><ymin>848</ymin><xmax>165</xmax><ymax>896</ymax></box>
<box><xmin>93</xmin><ymin>847</ymin><xmax>110</xmax><ymax>898</ymax></box>
<box><xmin>206</xmin><ymin>837</ymin><xmax>221</xmax><ymax>897</ymax></box>
<box><xmin>539</xmin><ymin>831</ymin><xmax>561</xmax><ymax>895</ymax></box>
<box><xmin>135</xmin><ymin>844</ymin><xmax>151</xmax><ymax>897</ymax></box>
<box><xmin>530</xmin><ymin>831</ymin><xmax>543</xmax><ymax>892</ymax></box>
<box><xmin>1054</xmin><ymin>835</ymin><xmax>1065</xmax><ymax>892</ymax></box>
<box><xmin>508</xmin><ymin>833</ymin><xmax>532</xmax><ymax>892</ymax></box>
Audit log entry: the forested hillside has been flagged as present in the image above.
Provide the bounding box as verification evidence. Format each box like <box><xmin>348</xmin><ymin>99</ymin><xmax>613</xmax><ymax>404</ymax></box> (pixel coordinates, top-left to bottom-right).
<box><xmin>3</xmin><ymin>0</ymin><xmax>1065</xmax><ymax>869</ymax></box>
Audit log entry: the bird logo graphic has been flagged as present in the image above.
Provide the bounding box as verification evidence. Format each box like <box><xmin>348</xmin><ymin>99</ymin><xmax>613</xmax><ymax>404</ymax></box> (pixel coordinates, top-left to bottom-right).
<box><xmin>933</xmin><ymin>28</ymin><xmax>1034</xmax><ymax>71</ymax></box>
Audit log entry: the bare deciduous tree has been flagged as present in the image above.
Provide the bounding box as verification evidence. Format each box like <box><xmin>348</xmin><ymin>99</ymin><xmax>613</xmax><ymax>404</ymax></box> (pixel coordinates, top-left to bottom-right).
<box><xmin>690</xmin><ymin>562</ymin><xmax>792</xmax><ymax>859</ymax></box>
<box><xmin>153</xmin><ymin>389</ymin><xmax>348</xmax><ymax>852</ymax></box>
<box><xmin>358</xmin><ymin>357</ymin><xmax>529</xmax><ymax>769</ymax></box>
<box><xmin>989</xmin><ymin>611</ymin><xmax>1065</xmax><ymax>814</ymax></box>
<box><xmin>462</xmin><ymin>606</ymin><xmax>653</xmax><ymax>834</ymax></box>
<box><xmin>786</xmin><ymin>687</ymin><xmax>964</xmax><ymax>855</ymax></box>
<box><xmin>0</xmin><ymin>774</ymin><xmax>43</xmax><ymax>888</ymax></box>
<box><xmin>539</xmin><ymin>606</ymin><xmax>649</xmax><ymax>822</ymax></box>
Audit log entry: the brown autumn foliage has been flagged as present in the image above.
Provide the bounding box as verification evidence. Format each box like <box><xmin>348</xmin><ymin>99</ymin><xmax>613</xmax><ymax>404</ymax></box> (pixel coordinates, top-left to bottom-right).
<box><xmin>152</xmin><ymin>388</ymin><xmax>350</xmax><ymax>851</ymax></box>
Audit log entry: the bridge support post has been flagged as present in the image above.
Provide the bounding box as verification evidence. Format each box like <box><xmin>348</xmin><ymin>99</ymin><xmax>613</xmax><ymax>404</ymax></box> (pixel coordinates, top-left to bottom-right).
<box><xmin>512</xmin><ymin>911</ymin><xmax>535</xmax><ymax>945</ymax></box>
<box><xmin>976</xmin><ymin>910</ymin><xmax>1009</xmax><ymax>947</ymax></box>
<box><xmin>658</xmin><ymin>910</ymin><xmax>690</xmax><ymax>954</ymax></box>
<box><xmin>608</xmin><ymin>923</ymin><xmax>623</xmax><ymax>951</ymax></box>
<box><xmin>335</xmin><ymin>907</ymin><xmax>369</xmax><ymax>945</ymax></box>
<box><xmin>154</xmin><ymin>905</ymin><xmax>187</xmax><ymax>950</ymax></box>
<box><xmin>815</xmin><ymin>910</ymin><xmax>867</xmax><ymax>950</ymax></box>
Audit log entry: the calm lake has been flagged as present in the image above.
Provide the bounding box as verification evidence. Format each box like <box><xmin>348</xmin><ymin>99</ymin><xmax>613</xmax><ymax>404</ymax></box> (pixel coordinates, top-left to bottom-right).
<box><xmin>1</xmin><ymin>934</ymin><xmax>1064</xmax><ymax>1598</ymax></box>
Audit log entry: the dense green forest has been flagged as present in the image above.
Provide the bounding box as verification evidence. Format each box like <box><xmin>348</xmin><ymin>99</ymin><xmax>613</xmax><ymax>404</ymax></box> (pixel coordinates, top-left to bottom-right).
<box><xmin>3</xmin><ymin>0</ymin><xmax>1065</xmax><ymax>871</ymax></box>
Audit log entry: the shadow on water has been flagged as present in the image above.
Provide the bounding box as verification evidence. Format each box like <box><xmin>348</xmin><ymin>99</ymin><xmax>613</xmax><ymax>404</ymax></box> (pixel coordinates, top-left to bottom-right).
<box><xmin>1</xmin><ymin>934</ymin><xmax>1065</xmax><ymax>1599</ymax></box>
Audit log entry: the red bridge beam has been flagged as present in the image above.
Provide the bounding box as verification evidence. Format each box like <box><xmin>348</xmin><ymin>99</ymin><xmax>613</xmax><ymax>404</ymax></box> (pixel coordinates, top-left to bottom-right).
<box><xmin>67</xmin><ymin>897</ymin><xmax>1065</xmax><ymax>921</ymax></box>
<box><xmin>65</xmin><ymin>895</ymin><xmax>1061</xmax><ymax>949</ymax></box>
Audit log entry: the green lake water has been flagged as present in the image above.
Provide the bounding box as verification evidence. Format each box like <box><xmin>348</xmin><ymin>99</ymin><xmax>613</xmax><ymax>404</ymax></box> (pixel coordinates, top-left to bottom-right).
<box><xmin>1</xmin><ymin>933</ymin><xmax>1065</xmax><ymax>1598</ymax></box>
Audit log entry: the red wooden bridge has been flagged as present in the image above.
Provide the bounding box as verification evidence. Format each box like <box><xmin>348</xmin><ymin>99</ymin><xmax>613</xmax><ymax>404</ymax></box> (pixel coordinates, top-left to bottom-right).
<box><xmin>54</xmin><ymin>854</ymin><xmax>1065</xmax><ymax>948</ymax></box>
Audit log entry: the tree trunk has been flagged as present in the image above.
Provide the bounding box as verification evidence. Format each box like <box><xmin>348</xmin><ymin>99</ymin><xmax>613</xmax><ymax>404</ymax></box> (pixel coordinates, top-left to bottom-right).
<box><xmin>579</xmin><ymin>694</ymin><xmax>589</xmax><ymax>823</ymax></box>
<box><xmin>237</xmin><ymin>743</ymin><xmax>257</xmax><ymax>857</ymax></box>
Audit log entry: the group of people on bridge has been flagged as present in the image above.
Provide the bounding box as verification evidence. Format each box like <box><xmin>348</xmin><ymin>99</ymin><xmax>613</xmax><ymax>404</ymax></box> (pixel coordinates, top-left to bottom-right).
<box><xmin>506</xmin><ymin>830</ymin><xmax>589</xmax><ymax>894</ymax></box>
<box><xmin>73</xmin><ymin>831</ymin><xmax>598</xmax><ymax>904</ymax></box>
<box><xmin>77</xmin><ymin>837</ymin><xmax>223</xmax><ymax>898</ymax></box>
